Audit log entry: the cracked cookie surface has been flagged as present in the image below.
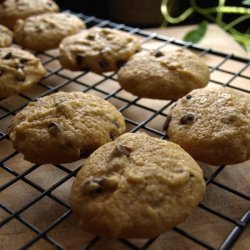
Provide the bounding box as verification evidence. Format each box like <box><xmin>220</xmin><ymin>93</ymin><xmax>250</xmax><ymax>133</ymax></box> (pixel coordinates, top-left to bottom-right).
<box><xmin>70</xmin><ymin>132</ymin><xmax>205</xmax><ymax>238</ymax></box>
<box><xmin>167</xmin><ymin>87</ymin><xmax>250</xmax><ymax>165</ymax></box>
<box><xmin>9</xmin><ymin>91</ymin><xmax>126</xmax><ymax>164</ymax></box>
<box><xmin>14</xmin><ymin>13</ymin><xmax>85</xmax><ymax>51</ymax></box>
<box><xmin>118</xmin><ymin>49</ymin><xmax>210</xmax><ymax>100</ymax></box>
<box><xmin>0</xmin><ymin>0</ymin><xmax>59</xmax><ymax>29</ymax></box>
<box><xmin>59</xmin><ymin>27</ymin><xmax>141</xmax><ymax>73</ymax></box>
<box><xmin>0</xmin><ymin>47</ymin><xmax>46</xmax><ymax>97</ymax></box>
<box><xmin>0</xmin><ymin>24</ymin><xmax>13</xmax><ymax>47</ymax></box>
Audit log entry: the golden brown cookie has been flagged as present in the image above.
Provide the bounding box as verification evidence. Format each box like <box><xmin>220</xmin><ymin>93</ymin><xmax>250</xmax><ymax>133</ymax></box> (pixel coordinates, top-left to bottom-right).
<box><xmin>0</xmin><ymin>0</ymin><xmax>59</xmax><ymax>29</ymax></box>
<box><xmin>0</xmin><ymin>47</ymin><xmax>46</xmax><ymax>97</ymax></box>
<box><xmin>117</xmin><ymin>49</ymin><xmax>210</xmax><ymax>100</ymax></box>
<box><xmin>70</xmin><ymin>132</ymin><xmax>205</xmax><ymax>238</ymax></box>
<box><xmin>59</xmin><ymin>27</ymin><xmax>141</xmax><ymax>73</ymax></box>
<box><xmin>166</xmin><ymin>87</ymin><xmax>250</xmax><ymax>165</ymax></box>
<box><xmin>9</xmin><ymin>92</ymin><xmax>126</xmax><ymax>164</ymax></box>
<box><xmin>14</xmin><ymin>13</ymin><xmax>85</xmax><ymax>52</ymax></box>
<box><xmin>0</xmin><ymin>24</ymin><xmax>13</xmax><ymax>47</ymax></box>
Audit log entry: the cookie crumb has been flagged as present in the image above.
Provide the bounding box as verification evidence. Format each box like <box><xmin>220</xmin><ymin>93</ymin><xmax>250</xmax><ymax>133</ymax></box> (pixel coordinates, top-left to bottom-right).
<box><xmin>3</xmin><ymin>52</ymin><xmax>12</xmax><ymax>59</ymax></box>
<box><xmin>116</xmin><ymin>144</ymin><xmax>133</xmax><ymax>157</ymax></box>
<box><xmin>154</xmin><ymin>51</ymin><xmax>164</xmax><ymax>58</ymax></box>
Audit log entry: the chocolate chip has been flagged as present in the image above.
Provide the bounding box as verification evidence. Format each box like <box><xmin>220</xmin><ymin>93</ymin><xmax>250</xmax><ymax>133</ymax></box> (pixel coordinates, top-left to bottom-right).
<box><xmin>35</xmin><ymin>25</ymin><xmax>42</xmax><ymax>33</ymax></box>
<box><xmin>101</xmin><ymin>29</ymin><xmax>111</xmax><ymax>35</ymax></box>
<box><xmin>163</xmin><ymin>114</ymin><xmax>172</xmax><ymax>131</ymax></box>
<box><xmin>110</xmin><ymin>132</ymin><xmax>117</xmax><ymax>140</ymax></box>
<box><xmin>116</xmin><ymin>59</ymin><xmax>127</xmax><ymax>68</ymax></box>
<box><xmin>19</xmin><ymin>58</ymin><xmax>29</xmax><ymax>64</ymax></box>
<box><xmin>99</xmin><ymin>60</ymin><xmax>109</xmax><ymax>68</ymax></box>
<box><xmin>47</xmin><ymin>1</ymin><xmax>53</xmax><ymax>7</ymax></box>
<box><xmin>79</xmin><ymin>149</ymin><xmax>91</xmax><ymax>159</ymax></box>
<box><xmin>84</xmin><ymin>177</ymin><xmax>105</xmax><ymax>194</ymax></box>
<box><xmin>112</xmin><ymin>121</ymin><xmax>119</xmax><ymax>129</ymax></box>
<box><xmin>154</xmin><ymin>51</ymin><xmax>164</xmax><ymax>58</ymax></box>
<box><xmin>16</xmin><ymin>68</ymin><xmax>25</xmax><ymax>81</ymax></box>
<box><xmin>3</xmin><ymin>52</ymin><xmax>12</xmax><ymax>60</ymax></box>
<box><xmin>86</xmin><ymin>34</ymin><xmax>95</xmax><ymax>40</ymax></box>
<box><xmin>186</xmin><ymin>95</ymin><xmax>192</xmax><ymax>100</ymax></box>
<box><xmin>82</xmin><ymin>176</ymin><xmax>119</xmax><ymax>194</ymax></box>
<box><xmin>48</xmin><ymin>122</ymin><xmax>59</xmax><ymax>128</ymax></box>
<box><xmin>116</xmin><ymin>145</ymin><xmax>133</xmax><ymax>157</ymax></box>
<box><xmin>48</xmin><ymin>122</ymin><xmax>60</xmax><ymax>135</ymax></box>
<box><xmin>90</xmin><ymin>177</ymin><xmax>104</xmax><ymax>185</ymax></box>
<box><xmin>76</xmin><ymin>54</ymin><xmax>84</xmax><ymax>65</ymax></box>
<box><xmin>180</xmin><ymin>114</ymin><xmax>195</xmax><ymax>125</ymax></box>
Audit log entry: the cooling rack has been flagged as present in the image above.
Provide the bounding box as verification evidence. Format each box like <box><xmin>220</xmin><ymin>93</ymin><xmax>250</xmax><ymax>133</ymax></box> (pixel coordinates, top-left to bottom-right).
<box><xmin>0</xmin><ymin>12</ymin><xmax>249</xmax><ymax>250</ymax></box>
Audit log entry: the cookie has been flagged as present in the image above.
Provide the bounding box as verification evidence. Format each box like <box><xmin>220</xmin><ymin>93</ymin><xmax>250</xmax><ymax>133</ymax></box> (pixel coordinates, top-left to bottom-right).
<box><xmin>70</xmin><ymin>132</ymin><xmax>205</xmax><ymax>238</ymax></box>
<box><xmin>117</xmin><ymin>49</ymin><xmax>210</xmax><ymax>100</ymax></box>
<box><xmin>0</xmin><ymin>47</ymin><xmax>46</xmax><ymax>97</ymax></box>
<box><xmin>0</xmin><ymin>0</ymin><xmax>59</xmax><ymax>29</ymax></box>
<box><xmin>166</xmin><ymin>87</ymin><xmax>250</xmax><ymax>165</ymax></box>
<box><xmin>59</xmin><ymin>27</ymin><xmax>141</xmax><ymax>73</ymax></box>
<box><xmin>14</xmin><ymin>13</ymin><xmax>85</xmax><ymax>52</ymax></box>
<box><xmin>9</xmin><ymin>92</ymin><xmax>126</xmax><ymax>164</ymax></box>
<box><xmin>0</xmin><ymin>24</ymin><xmax>13</xmax><ymax>47</ymax></box>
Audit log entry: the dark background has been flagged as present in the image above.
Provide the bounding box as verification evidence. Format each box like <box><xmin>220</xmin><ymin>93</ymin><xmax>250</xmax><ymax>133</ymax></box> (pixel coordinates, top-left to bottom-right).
<box><xmin>55</xmin><ymin>0</ymin><xmax>249</xmax><ymax>31</ymax></box>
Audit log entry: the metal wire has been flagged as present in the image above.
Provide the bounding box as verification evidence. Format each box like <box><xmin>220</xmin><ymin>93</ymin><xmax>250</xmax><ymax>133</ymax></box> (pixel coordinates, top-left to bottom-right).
<box><xmin>0</xmin><ymin>12</ymin><xmax>249</xmax><ymax>250</ymax></box>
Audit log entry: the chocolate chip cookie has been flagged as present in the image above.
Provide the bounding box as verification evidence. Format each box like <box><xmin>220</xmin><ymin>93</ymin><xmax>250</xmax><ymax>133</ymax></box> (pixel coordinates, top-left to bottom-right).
<box><xmin>9</xmin><ymin>92</ymin><xmax>126</xmax><ymax>164</ymax></box>
<box><xmin>166</xmin><ymin>87</ymin><xmax>250</xmax><ymax>165</ymax></box>
<box><xmin>59</xmin><ymin>27</ymin><xmax>141</xmax><ymax>73</ymax></box>
<box><xmin>14</xmin><ymin>13</ymin><xmax>85</xmax><ymax>51</ymax></box>
<box><xmin>0</xmin><ymin>47</ymin><xmax>46</xmax><ymax>97</ymax></box>
<box><xmin>0</xmin><ymin>24</ymin><xmax>13</xmax><ymax>47</ymax></box>
<box><xmin>70</xmin><ymin>132</ymin><xmax>205</xmax><ymax>238</ymax></box>
<box><xmin>0</xmin><ymin>0</ymin><xmax>59</xmax><ymax>29</ymax></box>
<box><xmin>118</xmin><ymin>49</ymin><xmax>210</xmax><ymax>100</ymax></box>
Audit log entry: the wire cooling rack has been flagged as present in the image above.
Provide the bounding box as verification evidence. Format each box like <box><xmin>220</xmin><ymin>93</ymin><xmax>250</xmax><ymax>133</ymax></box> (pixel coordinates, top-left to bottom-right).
<box><xmin>0</xmin><ymin>12</ymin><xmax>249</xmax><ymax>250</ymax></box>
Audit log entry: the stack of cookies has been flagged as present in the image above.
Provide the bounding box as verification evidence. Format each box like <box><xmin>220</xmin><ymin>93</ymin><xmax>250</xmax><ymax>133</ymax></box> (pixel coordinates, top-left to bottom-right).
<box><xmin>1</xmin><ymin>0</ymin><xmax>249</xmax><ymax>241</ymax></box>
